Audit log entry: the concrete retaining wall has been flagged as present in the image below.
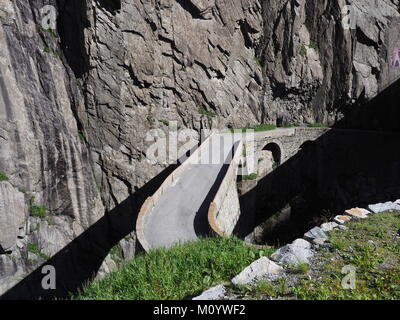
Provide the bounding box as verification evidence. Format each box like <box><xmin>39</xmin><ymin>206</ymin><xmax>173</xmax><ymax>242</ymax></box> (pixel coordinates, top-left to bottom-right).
<box><xmin>208</xmin><ymin>140</ymin><xmax>243</xmax><ymax>236</ymax></box>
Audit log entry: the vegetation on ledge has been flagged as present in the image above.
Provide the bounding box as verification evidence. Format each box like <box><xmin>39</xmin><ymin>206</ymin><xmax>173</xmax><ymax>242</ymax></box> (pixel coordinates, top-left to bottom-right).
<box><xmin>228</xmin><ymin>211</ymin><xmax>400</xmax><ymax>300</ymax></box>
<box><xmin>243</xmin><ymin>173</ymin><xmax>258</xmax><ymax>181</ymax></box>
<box><xmin>229</xmin><ymin>124</ymin><xmax>277</xmax><ymax>133</ymax></box>
<box><xmin>29</xmin><ymin>205</ymin><xmax>48</xmax><ymax>218</ymax></box>
<box><xmin>307</xmin><ymin>123</ymin><xmax>329</xmax><ymax>128</ymax></box>
<box><xmin>77</xmin><ymin>237</ymin><xmax>274</xmax><ymax>300</ymax></box>
<box><xmin>0</xmin><ymin>172</ymin><xmax>9</xmax><ymax>182</ymax></box>
<box><xmin>198</xmin><ymin>108</ymin><xmax>217</xmax><ymax>118</ymax></box>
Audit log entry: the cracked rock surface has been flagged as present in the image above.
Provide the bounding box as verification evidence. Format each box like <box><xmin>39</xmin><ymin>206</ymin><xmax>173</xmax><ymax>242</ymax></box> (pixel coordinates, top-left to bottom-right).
<box><xmin>1</xmin><ymin>0</ymin><xmax>400</xmax><ymax>295</ymax></box>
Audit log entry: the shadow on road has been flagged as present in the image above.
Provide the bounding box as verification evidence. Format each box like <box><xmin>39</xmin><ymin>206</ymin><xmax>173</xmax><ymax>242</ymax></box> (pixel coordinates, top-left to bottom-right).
<box><xmin>193</xmin><ymin>142</ymin><xmax>239</xmax><ymax>236</ymax></box>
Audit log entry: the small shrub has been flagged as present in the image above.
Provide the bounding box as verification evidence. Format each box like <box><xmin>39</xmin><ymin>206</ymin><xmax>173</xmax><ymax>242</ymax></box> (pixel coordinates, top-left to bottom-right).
<box><xmin>243</xmin><ymin>173</ymin><xmax>258</xmax><ymax>181</ymax></box>
<box><xmin>110</xmin><ymin>244</ymin><xmax>124</xmax><ymax>262</ymax></box>
<box><xmin>78</xmin><ymin>130</ymin><xmax>86</xmax><ymax>142</ymax></box>
<box><xmin>38</xmin><ymin>26</ymin><xmax>57</xmax><ymax>39</ymax></box>
<box><xmin>198</xmin><ymin>108</ymin><xmax>217</xmax><ymax>118</ymax></box>
<box><xmin>254</xmin><ymin>57</ymin><xmax>262</xmax><ymax>68</ymax></box>
<box><xmin>27</xmin><ymin>243</ymin><xmax>49</xmax><ymax>260</ymax></box>
<box><xmin>292</xmin><ymin>263</ymin><xmax>309</xmax><ymax>274</ymax></box>
<box><xmin>27</xmin><ymin>243</ymin><xmax>41</xmax><ymax>255</ymax></box>
<box><xmin>309</xmin><ymin>42</ymin><xmax>319</xmax><ymax>52</ymax></box>
<box><xmin>0</xmin><ymin>172</ymin><xmax>9</xmax><ymax>182</ymax></box>
<box><xmin>43</xmin><ymin>46</ymin><xmax>52</xmax><ymax>54</ymax></box>
<box><xmin>300</xmin><ymin>45</ymin><xmax>307</xmax><ymax>57</ymax></box>
<box><xmin>30</xmin><ymin>205</ymin><xmax>47</xmax><ymax>218</ymax></box>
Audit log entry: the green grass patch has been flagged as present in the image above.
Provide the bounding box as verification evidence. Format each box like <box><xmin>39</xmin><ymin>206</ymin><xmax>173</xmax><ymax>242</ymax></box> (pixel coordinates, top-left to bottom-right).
<box><xmin>77</xmin><ymin>237</ymin><xmax>274</xmax><ymax>300</ymax></box>
<box><xmin>0</xmin><ymin>172</ymin><xmax>9</xmax><ymax>182</ymax></box>
<box><xmin>292</xmin><ymin>212</ymin><xmax>400</xmax><ymax>300</ymax></box>
<box><xmin>300</xmin><ymin>44</ymin><xmax>307</xmax><ymax>57</ymax></box>
<box><xmin>229</xmin><ymin>124</ymin><xmax>277</xmax><ymax>133</ymax></box>
<box><xmin>38</xmin><ymin>26</ymin><xmax>57</xmax><ymax>39</ymax></box>
<box><xmin>198</xmin><ymin>108</ymin><xmax>217</xmax><ymax>118</ymax></box>
<box><xmin>250</xmin><ymin>124</ymin><xmax>277</xmax><ymax>132</ymax></box>
<box><xmin>309</xmin><ymin>42</ymin><xmax>319</xmax><ymax>52</ymax></box>
<box><xmin>243</xmin><ymin>173</ymin><xmax>258</xmax><ymax>181</ymax></box>
<box><xmin>27</xmin><ymin>243</ymin><xmax>50</xmax><ymax>260</ymax></box>
<box><xmin>231</xmin><ymin>278</ymin><xmax>291</xmax><ymax>300</ymax></box>
<box><xmin>292</xmin><ymin>263</ymin><xmax>309</xmax><ymax>274</ymax></box>
<box><xmin>230</xmin><ymin>211</ymin><xmax>400</xmax><ymax>300</ymax></box>
<box><xmin>78</xmin><ymin>131</ymin><xmax>85</xmax><ymax>142</ymax></box>
<box><xmin>254</xmin><ymin>57</ymin><xmax>262</xmax><ymax>68</ymax></box>
<box><xmin>43</xmin><ymin>46</ymin><xmax>52</xmax><ymax>54</ymax></box>
<box><xmin>110</xmin><ymin>244</ymin><xmax>124</xmax><ymax>262</ymax></box>
<box><xmin>281</xmin><ymin>123</ymin><xmax>297</xmax><ymax>128</ymax></box>
<box><xmin>29</xmin><ymin>205</ymin><xmax>47</xmax><ymax>218</ymax></box>
<box><xmin>307</xmin><ymin>123</ymin><xmax>329</xmax><ymax>128</ymax></box>
<box><xmin>43</xmin><ymin>46</ymin><xmax>61</xmax><ymax>57</ymax></box>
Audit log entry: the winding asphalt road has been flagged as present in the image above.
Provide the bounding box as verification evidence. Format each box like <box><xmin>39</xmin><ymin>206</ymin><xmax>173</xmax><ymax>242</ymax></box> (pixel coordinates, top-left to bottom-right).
<box><xmin>144</xmin><ymin>133</ymin><xmax>241</xmax><ymax>249</ymax></box>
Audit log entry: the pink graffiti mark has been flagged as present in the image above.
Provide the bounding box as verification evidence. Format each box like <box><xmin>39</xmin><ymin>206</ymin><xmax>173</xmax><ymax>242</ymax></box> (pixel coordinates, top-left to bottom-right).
<box><xmin>391</xmin><ymin>48</ymin><xmax>400</xmax><ymax>68</ymax></box>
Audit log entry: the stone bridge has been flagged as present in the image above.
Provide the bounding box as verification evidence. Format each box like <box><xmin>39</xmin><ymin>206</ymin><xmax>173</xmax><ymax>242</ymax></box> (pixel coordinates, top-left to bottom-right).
<box><xmin>136</xmin><ymin>127</ymin><xmax>329</xmax><ymax>251</ymax></box>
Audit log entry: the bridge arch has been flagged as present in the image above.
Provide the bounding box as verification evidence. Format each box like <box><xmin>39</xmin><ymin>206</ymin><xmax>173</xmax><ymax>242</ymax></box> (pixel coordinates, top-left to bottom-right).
<box><xmin>263</xmin><ymin>142</ymin><xmax>282</xmax><ymax>166</ymax></box>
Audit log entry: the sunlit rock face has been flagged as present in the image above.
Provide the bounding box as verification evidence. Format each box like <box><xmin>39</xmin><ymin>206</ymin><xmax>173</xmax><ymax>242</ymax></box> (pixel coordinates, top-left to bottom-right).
<box><xmin>259</xmin><ymin>0</ymin><xmax>400</xmax><ymax>125</ymax></box>
<box><xmin>0</xmin><ymin>0</ymin><xmax>400</xmax><ymax>295</ymax></box>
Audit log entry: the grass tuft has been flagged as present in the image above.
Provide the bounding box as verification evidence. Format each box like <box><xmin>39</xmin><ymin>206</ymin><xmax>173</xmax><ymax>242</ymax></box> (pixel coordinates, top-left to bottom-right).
<box><xmin>77</xmin><ymin>237</ymin><xmax>273</xmax><ymax>300</ymax></box>
<box><xmin>0</xmin><ymin>172</ymin><xmax>9</xmax><ymax>182</ymax></box>
<box><xmin>243</xmin><ymin>173</ymin><xmax>258</xmax><ymax>181</ymax></box>
<box><xmin>229</xmin><ymin>124</ymin><xmax>277</xmax><ymax>133</ymax></box>
<box><xmin>30</xmin><ymin>205</ymin><xmax>47</xmax><ymax>218</ymax></box>
<box><xmin>292</xmin><ymin>263</ymin><xmax>309</xmax><ymax>274</ymax></box>
<box><xmin>198</xmin><ymin>108</ymin><xmax>217</xmax><ymax>118</ymax></box>
<box><xmin>27</xmin><ymin>243</ymin><xmax>50</xmax><ymax>260</ymax></box>
<box><xmin>307</xmin><ymin>123</ymin><xmax>329</xmax><ymax>128</ymax></box>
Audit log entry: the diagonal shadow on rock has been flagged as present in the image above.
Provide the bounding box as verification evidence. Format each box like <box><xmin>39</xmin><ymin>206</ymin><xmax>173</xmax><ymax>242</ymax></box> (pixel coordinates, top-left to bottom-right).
<box><xmin>3</xmin><ymin>77</ymin><xmax>400</xmax><ymax>300</ymax></box>
<box><xmin>234</xmin><ymin>77</ymin><xmax>400</xmax><ymax>245</ymax></box>
<box><xmin>0</xmin><ymin>162</ymin><xmax>179</xmax><ymax>300</ymax></box>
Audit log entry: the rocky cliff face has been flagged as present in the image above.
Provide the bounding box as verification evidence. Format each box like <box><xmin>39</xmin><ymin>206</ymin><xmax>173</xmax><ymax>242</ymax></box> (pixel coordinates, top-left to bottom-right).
<box><xmin>259</xmin><ymin>0</ymin><xmax>400</xmax><ymax>124</ymax></box>
<box><xmin>0</xmin><ymin>0</ymin><xmax>399</xmax><ymax>296</ymax></box>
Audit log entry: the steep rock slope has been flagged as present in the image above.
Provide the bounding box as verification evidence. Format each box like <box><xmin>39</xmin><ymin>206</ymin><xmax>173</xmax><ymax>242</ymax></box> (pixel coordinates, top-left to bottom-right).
<box><xmin>0</xmin><ymin>0</ymin><xmax>399</xmax><ymax>296</ymax></box>
<box><xmin>259</xmin><ymin>0</ymin><xmax>400</xmax><ymax>124</ymax></box>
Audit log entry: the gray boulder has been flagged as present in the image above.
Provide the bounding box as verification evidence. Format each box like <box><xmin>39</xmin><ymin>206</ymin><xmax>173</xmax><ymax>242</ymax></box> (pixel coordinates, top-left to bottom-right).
<box><xmin>231</xmin><ymin>257</ymin><xmax>284</xmax><ymax>286</ymax></box>
<box><xmin>320</xmin><ymin>222</ymin><xmax>339</xmax><ymax>232</ymax></box>
<box><xmin>270</xmin><ymin>239</ymin><xmax>313</xmax><ymax>266</ymax></box>
<box><xmin>304</xmin><ymin>226</ymin><xmax>328</xmax><ymax>241</ymax></box>
<box><xmin>368</xmin><ymin>202</ymin><xmax>400</xmax><ymax>213</ymax></box>
<box><xmin>193</xmin><ymin>284</ymin><xmax>227</xmax><ymax>300</ymax></box>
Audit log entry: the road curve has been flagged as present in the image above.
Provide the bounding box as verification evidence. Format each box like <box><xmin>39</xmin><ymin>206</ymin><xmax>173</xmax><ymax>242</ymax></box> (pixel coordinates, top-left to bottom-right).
<box><xmin>142</xmin><ymin>133</ymin><xmax>241</xmax><ymax>250</ymax></box>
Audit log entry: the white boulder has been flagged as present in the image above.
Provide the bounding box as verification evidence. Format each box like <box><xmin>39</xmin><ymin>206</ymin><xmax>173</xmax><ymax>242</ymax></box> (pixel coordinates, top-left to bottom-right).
<box><xmin>270</xmin><ymin>239</ymin><xmax>313</xmax><ymax>267</ymax></box>
<box><xmin>231</xmin><ymin>257</ymin><xmax>284</xmax><ymax>286</ymax></box>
